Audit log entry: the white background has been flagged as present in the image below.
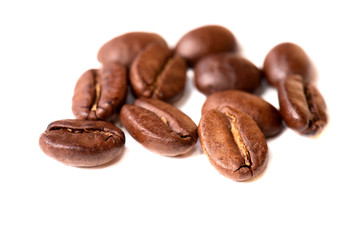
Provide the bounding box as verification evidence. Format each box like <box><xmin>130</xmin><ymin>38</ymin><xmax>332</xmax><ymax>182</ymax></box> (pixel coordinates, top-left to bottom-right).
<box><xmin>1</xmin><ymin>0</ymin><xmax>359</xmax><ymax>239</ymax></box>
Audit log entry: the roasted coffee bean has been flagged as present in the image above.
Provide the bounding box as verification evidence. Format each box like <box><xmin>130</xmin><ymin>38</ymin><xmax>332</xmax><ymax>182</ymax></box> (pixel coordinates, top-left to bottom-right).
<box><xmin>120</xmin><ymin>98</ymin><xmax>198</xmax><ymax>156</ymax></box>
<box><xmin>278</xmin><ymin>75</ymin><xmax>327</xmax><ymax>135</ymax></box>
<box><xmin>194</xmin><ymin>53</ymin><xmax>261</xmax><ymax>95</ymax></box>
<box><xmin>202</xmin><ymin>90</ymin><xmax>283</xmax><ymax>138</ymax></box>
<box><xmin>175</xmin><ymin>25</ymin><xmax>237</xmax><ymax>66</ymax></box>
<box><xmin>198</xmin><ymin>107</ymin><xmax>268</xmax><ymax>181</ymax></box>
<box><xmin>72</xmin><ymin>62</ymin><xmax>127</xmax><ymax>121</ymax></box>
<box><xmin>263</xmin><ymin>42</ymin><xmax>314</xmax><ymax>86</ymax></box>
<box><xmin>97</xmin><ymin>32</ymin><xmax>167</xmax><ymax>68</ymax></box>
<box><xmin>39</xmin><ymin>119</ymin><xmax>125</xmax><ymax>167</ymax></box>
<box><xmin>130</xmin><ymin>43</ymin><xmax>187</xmax><ymax>101</ymax></box>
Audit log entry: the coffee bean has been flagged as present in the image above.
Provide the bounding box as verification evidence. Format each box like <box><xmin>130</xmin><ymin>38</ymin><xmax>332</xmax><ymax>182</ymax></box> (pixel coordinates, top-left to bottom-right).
<box><xmin>198</xmin><ymin>107</ymin><xmax>268</xmax><ymax>181</ymax></box>
<box><xmin>120</xmin><ymin>98</ymin><xmax>198</xmax><ymax>156</ymax></box>
<box><xmin>39</xmin><ymin>119</ymin><xmax>125</xmax><ymax>167</ymax></box>
<box><xmin>201</xmin><ymin>90</ymin><xmax>283</xmax><ymax>138</ymax></box>
<box><xmin>278</xmin><ymin>75</ymin><xmax>327</xmax><ymax>135</ymax></box>
<box><xmin>263</xmin><ymin>42</ymin><xmax>314</xmax><ymax>86</ymax></box>
<box><xmin>130</xmin><ymin>43</ymin><xmax>187</xmax><ymax>102</ymax></box>
<box><xmin>72</xmin><ymin>62</ymin><xmax>127</xmax><ymax>121</ymax></box>
<box><xmin>97</xmin><ymin>32</ymin><xmax>167</xmax><ymax>68</ymax></box>
<box><xmin>175</xmin><ymin>25</ymin><xmax>237</xmax><ymax>66</ymax></box>
<box><xmin>194</xmin><ymin>53</ymin><xmax>261</xmax><ymax>95</ymax></box>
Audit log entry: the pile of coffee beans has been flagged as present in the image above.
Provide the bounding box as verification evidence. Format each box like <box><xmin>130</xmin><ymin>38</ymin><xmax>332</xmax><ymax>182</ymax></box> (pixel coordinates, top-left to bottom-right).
<box><xmin>39</xmin><ymin>25</ymin><xmax>328</xmax><ymax>181</ymax></box>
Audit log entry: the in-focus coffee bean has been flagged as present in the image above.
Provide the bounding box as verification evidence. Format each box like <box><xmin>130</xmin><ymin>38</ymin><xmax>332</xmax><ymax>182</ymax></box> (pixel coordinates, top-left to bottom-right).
<box><xmin>72</xmin><ymin>62</ymin><xmax>127</xmax><ymax>121</ymax></box>
<box><xmin>198</xmin><ymin>107</ymin><xmax>268</xmax><ymax>181</ymax></box>
<box><xmin>194</xmin><ymin>53</ymin><xmax>262</xmax><ymax>95</ymax></box>
<box><xmin>130</xmin><ymin>43</ymin><xmax>187</xmax><ymax>102</ymax></box>
<box><xmin>97</xmin><ymin>32</ymin><xmax>167</xmax><ymax>68</ymax></box>
<box><xmin>39</xmin><ymin>119</ymin><xmax>125</xmax><ymax>167</ymax></box>
<box><xmin>277</xmin><ymin>75</ymin><xmax>327</xmax><ymax>135</ymax></box>
<box><xmin>175</xmin><ymin>25</ymin><xmax>237</xmax><ymax>66</ymax></box>
<box><xmin>263</xmin><ymin>42</ymin><xmax>314</xmax><ymax>86</ymax></box>
<box><xmin>201</xmin><ymin>90</ymin><xmax>283</xmax><ymax>138</ymax></box>
<box><xmin>120</xmin><ymin>98</ymin><xmax>198</xmax><ymax>156</ymax></box>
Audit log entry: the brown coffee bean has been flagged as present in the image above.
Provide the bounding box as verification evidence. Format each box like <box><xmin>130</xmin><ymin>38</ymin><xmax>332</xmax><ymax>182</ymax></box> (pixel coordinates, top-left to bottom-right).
<box><xmin>201</xmin><ymin>90</ymin><xmax>283</xmax><ymax>138</ymax></box>
<box><xmin>263</xmin><ymin>42</ymin><xmax>314</xmax><ymax>86</ymax></box>
<box><xmin>198</xmin><ymin>107</ymin><xmax>268</xmax><ymax>181</ymax></box>
<box><xmin>175</xmin><ymin>25</ymin><xmax>237</xmax><ymax>66</ymax></box>
<box><xmin>97</xmin><ymin>32</ymin><xmax>167</xmax><ymax>68</ymax></box>
<box><xmin>120</xmin><ymin>98</ymin><xmax>198</xmax><ymax>156</ymax></box>
<box><xmin>39</xmin><ymin>119</ymin><xmax>125</xmax><ymax>167</ymax></box>
<box><xmin>72</xmin><ymin>62</ymin><xmax>127</xmax><ymax>121</ymax></box>
<box><xmin>194</xmin><ymin>53</ymin><xmax>261</xmax><ymax>95</ymax></box>
<box><xmin>130</xmin><ymin>43</ymin><xmax>187</xmax><ymax>102</ymax></box>
<box><xmin>278</xmin><ymin>75</ymin><xmax>327</xmax><ymax>135</ymax></box>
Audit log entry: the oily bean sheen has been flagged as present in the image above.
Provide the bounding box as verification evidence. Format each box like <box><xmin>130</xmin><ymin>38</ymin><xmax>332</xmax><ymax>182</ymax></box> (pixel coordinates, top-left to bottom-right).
<box><xmin>97</xmin><ymin>32</ymin><xmax>167</xmax><ymax>68</ymax></box>
<box><xmin>263</xmin><ymin>42</ymin><xmax>314</xmax><ymax>86</ymax></box>
<box><xmin>175</xmin><ymin>25</ymin><xmax>237</xmax><ymax>66</ymax></box>
<box><xmin>198</xmin><ymin>107</ymin><xmax>268</xmax><ymax>181</ymax></box>
<box><xmin>120</xmin><ymin>98</ymin><xmax>198</xmax><ymax>156</ymax></box>
<box><xmin>39</xmin><ymin>119</ymin><xmax>125</xmax><ymax>167</ymax></box>
<box><xmin>130</xmin><ymin>43</ymin><xmax>187</xmax><ymax>101</ymax></box>
<box><xmin>194</xmin><ymin>53</ymin><xmax>261</xmax><ymax>95</ymax></box>
<box><xmin>202</xmin><ymin>90</ymin><xmax>283</xmax><ymax>138</ymax></box>
<box><xmin>278</xmin><ymin>75</ymin><xmax>328</xmax><ymax>135</ymax></box>
<box><xmin>72</xmin><ymin>62</ymin><xmax>127</xmax><ymax>121</ymax></box>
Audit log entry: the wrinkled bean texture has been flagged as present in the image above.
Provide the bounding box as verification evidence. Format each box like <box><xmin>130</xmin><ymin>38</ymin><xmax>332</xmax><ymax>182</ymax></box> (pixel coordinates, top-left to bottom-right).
<box><xmin>198</xmin><ymin>107</ymin><xmax>268</xmax><ymax>181</ymax></box>
<box><xmin>97</xmin><ymin>32</ymin><xmax>167</xmax><ymax>68</ymax></box>
<box><xmin>202</xmin><ymin>90</ymin><xmax>283</xmax><ymax>138</ymax></box>
<box><xmin>175</xmin><ymin>25</ymin><xmax>237</xmax><ymax>66</ymax></box>
<box><xmin>39</xmin><ymin>119</ymin><xmax>125</xmax><ymax>167</ymax></box>
<box><xmin>72</xmin><ymin>62</ymin><xmax>127</xmax><ymax>121</ymax></box>
<box><xmin>120</xmin><ymin>98</ymin><xmax>198</xmax><ymax>156</ymax></box>
<box><xmin>278</xmin><ymin>75</ymin><xmax>327</xmax><ymax>135</ymax></box>
<box><xmin>130</xmin><ymin>43</ymin><xmax>187</xmax><ymax>102</ymax></box>
<box><xmin>194</xmin><ymin>53</ymin><xmax>262</xmax><ymax>95</ymax></box>
<box><xmin>263</xmin><ymin>42</ymin><xmax>314</xmax><ymax>86</ymax></box>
